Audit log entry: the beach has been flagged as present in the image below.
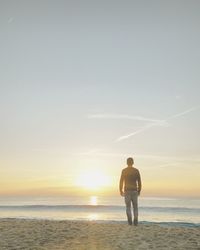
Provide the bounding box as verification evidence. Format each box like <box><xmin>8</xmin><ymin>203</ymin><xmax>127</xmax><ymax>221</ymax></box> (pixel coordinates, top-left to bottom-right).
<box><xmin>0</xmin><ymin>219</ymin><xmax>199</xmax><ymax>250</ymax></box>
<box><xmin>1</xmin><ymin>0</ymin><xmax>200</xmax><ymax>248</ymax></box>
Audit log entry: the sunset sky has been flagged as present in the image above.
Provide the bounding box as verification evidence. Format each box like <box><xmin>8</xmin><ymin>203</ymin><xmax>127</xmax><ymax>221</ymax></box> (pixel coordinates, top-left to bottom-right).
<box><xmin>1</xmin><ymin>0</ymin><xmax>200</xmax><ymax>197</ymax></box>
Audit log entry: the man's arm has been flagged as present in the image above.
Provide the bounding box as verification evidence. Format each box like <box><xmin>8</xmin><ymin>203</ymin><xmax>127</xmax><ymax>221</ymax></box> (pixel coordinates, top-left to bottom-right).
<box><xmin>119</xmin><ymin>170</ymin><xmax>124</xmax><ymax>196</ymax></box>
<box><xmin>137</xmin><ymin>171</ymin><xmax>142</xmax><ymax>195</ymax></box>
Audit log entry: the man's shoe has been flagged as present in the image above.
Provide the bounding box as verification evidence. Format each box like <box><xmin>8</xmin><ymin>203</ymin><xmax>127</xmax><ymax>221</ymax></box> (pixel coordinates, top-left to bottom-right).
<box><xmin>133</xmin><ymin>219</ymin><xmax>138</xmax><ymax>226</ymax></box>
<box><xmin>128</xmin><ymin>219</ymin><xmax>132</xmax><ymax>225</ymax></box>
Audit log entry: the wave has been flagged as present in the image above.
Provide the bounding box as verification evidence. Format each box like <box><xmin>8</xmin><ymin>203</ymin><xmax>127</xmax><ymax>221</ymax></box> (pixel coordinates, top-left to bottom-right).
<box><xmin>0</xmin><ymin>205</ymin><xmax>200</xmax><ymax>213</ymax></box>
<box><xmin>141</xmin><ymin>221</ymin><xmax>200</xmax><ymax>228</ymax></box>
<box><xmin>1</xmin><ymin>205</ymin><xmax>121</xmax><ymax>210</ymax></box>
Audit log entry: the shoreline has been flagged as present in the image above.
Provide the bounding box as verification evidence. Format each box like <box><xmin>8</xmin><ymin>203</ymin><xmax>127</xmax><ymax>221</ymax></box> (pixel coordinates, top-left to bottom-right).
<box><xmin>0</xmin><ymin>219</ymin><xmax>199</xmax><ymax>249</ymax></box>
<box><xmin>1</xmin><ymin>217</ymin><xmax>200</xmax><ymax>228</ymax></box>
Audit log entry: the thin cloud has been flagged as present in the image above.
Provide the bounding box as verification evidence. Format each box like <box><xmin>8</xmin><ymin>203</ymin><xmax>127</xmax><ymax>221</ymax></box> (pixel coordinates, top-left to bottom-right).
<box><xmin>77</xmin><ymin>149</ymin><xmax>103</xmax><ymax>156</ymax></box>
<box><xmin>116</xmin><ymin>105</ymin><xmax>200</xmax><ymax>142</ymax></box>
<box><xmin>88</xmin><ymin>113</ymin><xmax>167</xmax><ymax>125</ymax></box>
<box><xmin>74</xmin><ymin>151</ymin><xmax>200</xmax><ymax>165</ymax></box>
<box><xmin>158</xmin><ymin>162</ymin><xmax>180</xmax><ymax>168</ymax></box>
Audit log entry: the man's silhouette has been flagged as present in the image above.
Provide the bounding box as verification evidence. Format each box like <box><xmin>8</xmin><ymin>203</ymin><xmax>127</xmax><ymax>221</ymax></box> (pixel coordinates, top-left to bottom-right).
<box><xmin>119</xmin><ymin>157</ymin><xmax>142</xmax><ymax>225</ymax></box>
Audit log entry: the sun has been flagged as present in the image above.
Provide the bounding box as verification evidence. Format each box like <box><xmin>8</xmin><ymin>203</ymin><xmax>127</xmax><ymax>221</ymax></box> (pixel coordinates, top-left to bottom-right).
<box><xmin>75</xmin><ymin>170</ymin><xmax>110</xmax><ymax>190</ymax></box>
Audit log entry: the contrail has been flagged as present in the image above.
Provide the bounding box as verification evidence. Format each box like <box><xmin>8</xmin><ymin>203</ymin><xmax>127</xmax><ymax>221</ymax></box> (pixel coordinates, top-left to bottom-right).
<box><xmin>116</xmin><ymin>123</ymin><xmax>156</xmax><ymax>142</ymax></box>
<box><xmin>116</xmin><ymin>105</ymin><xmax>200</xmax><ymax>142</ymax></box>
<box><xmin>167</xmin><ymin>106</ymin><xmax>200</xmax><ymax>120</ymax></box>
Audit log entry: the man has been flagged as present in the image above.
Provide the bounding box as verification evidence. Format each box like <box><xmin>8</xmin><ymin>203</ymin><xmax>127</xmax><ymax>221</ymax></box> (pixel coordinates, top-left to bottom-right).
<box><xmin>119</xmin><ymin>157</ymin><xmax>142</xmax><ymax>225</ymax></box>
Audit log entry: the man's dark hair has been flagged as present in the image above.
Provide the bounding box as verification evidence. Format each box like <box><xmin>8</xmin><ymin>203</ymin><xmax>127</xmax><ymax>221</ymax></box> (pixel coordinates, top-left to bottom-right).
<box><xmin>127</xmin><ymin>157</ymin><xmax>134</xmax><ymax>165</ymax></box>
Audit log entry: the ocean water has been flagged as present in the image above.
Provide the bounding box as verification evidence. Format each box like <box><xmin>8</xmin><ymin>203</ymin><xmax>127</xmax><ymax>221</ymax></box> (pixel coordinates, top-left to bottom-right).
<box><xmin>0</xmin><ymin>196</ymin><xmax>199</xmax><ymax>226</ymax></box>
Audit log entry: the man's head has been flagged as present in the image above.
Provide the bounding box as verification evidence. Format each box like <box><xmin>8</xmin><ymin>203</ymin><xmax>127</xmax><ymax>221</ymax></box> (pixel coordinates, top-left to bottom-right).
<box><xmin>127</xmin><ymin>157</ymin><xmax>134</xmax><ymax>166</ymax></box>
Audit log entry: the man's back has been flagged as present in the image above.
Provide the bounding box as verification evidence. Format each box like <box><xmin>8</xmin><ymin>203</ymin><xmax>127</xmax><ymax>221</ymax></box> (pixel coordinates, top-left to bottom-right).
<box><xmin>120</xmin><ymin>166</ymin><xmax>141</xmax><ymax>192</ymax></box>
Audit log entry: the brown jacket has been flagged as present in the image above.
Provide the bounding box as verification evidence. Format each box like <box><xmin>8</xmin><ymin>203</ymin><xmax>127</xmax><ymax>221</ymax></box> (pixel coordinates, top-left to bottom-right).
<box><xmin>119</xmin><ymin>166</ymin><xmax>142</xmax><ymax>193</ymax></box>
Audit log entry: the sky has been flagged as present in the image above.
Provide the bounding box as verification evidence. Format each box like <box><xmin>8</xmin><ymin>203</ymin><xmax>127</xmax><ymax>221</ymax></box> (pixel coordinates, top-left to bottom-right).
<box><xmin>0</xmin><ymin>0</ymin><xmax>200</xmax><ymax>197</ymax></box>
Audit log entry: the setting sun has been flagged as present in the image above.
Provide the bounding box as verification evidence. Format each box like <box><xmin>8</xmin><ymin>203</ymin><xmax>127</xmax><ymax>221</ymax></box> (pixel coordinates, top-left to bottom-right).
<box><xmin>75</xmin><ymin>171</ymin><xmax>110</xmax><ymax>190</ymax></box>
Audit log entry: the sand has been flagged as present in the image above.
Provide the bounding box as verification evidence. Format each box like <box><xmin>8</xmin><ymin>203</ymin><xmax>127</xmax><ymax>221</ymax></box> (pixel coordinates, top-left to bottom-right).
<box><xmin>0</xmin><ymin>219</ymin><xmax>199</xmax><ymax>250</ymax></box>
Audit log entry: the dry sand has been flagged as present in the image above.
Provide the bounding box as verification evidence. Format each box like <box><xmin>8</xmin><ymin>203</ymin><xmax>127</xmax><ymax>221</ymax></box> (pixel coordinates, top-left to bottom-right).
<box><xmin>0</xmin><ymin>219</ymin><xmax>199</xmax><ymax>250</ymax></box>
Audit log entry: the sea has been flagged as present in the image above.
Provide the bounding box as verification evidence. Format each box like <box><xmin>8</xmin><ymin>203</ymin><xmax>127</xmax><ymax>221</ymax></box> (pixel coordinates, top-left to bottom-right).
<box><xmin>0</xmin><ymin>196</ymin><xmax>199</xmax><ymax>227</ymax></box>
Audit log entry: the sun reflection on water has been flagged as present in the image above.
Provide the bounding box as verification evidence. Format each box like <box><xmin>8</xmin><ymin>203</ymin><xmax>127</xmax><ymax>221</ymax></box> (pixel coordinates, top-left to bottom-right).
<box><xmin>90</xmin><ymin>196</ymin><xmax>98</xmax><ymax>206</ymax></box>
<box><xmin>87</xmin><ymin>213</ymin><xmax>98</xmax><ymax>220</ymax></box>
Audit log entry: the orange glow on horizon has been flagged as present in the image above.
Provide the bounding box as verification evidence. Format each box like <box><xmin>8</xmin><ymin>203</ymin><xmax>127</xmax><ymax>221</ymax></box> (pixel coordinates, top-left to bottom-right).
<box><xmin>75</xmin><ymin>170</ymin><xmax>111</xmax><ymax>191</ymax></box>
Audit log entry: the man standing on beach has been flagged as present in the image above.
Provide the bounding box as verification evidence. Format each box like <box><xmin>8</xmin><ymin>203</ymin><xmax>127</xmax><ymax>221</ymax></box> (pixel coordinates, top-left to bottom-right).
<box><xmin>119</xmin><ymin>157</ymin><xmax>142</xmax><ymax>225</ymax></box>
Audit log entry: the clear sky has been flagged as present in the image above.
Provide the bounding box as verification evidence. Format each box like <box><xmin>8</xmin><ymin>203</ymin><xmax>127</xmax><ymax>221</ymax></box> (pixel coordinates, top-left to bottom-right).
<box><xmin>0</xmin><ymin>0</ymin><xmax>200</xmax><ymax>197</ymax></box>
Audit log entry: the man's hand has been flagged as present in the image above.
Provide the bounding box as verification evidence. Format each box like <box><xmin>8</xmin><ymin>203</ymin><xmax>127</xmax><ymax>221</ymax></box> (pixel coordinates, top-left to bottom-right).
<box><xmin>120</xmin><ymin>191</ymin><xmax>124</xmax><ymax>197</ymax></box>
